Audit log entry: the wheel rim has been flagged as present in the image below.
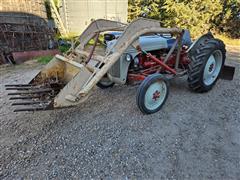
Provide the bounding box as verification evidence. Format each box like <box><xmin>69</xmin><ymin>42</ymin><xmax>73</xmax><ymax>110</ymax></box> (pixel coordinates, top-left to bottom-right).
<box><xmin>203</xmin><ymin>50</ymin><xmax>223</xmax><ymax>86</ymax></box>
<box><xmin>144</xmin><ymin>80</ymin><xmax>167</xmax><ymax>111</ymax></box>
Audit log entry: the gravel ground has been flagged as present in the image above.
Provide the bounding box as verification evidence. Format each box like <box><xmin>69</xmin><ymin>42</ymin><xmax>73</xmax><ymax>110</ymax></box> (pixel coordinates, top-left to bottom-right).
<box><xmin>0</xmin><ymin>52</ymin><xmax>240</xmax><ymax>179</ymax></box>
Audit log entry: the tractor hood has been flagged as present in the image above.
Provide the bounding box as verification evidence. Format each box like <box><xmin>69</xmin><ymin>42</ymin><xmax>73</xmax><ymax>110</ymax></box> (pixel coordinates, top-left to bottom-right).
<box><xmin>105</xmin><ymin>30</ymin><xmax>192</xmax><ymax>53</ymax></box>
<box><xmin>106</xmin><ymin>35</ymin><xmax>170</xmax><ymax>53</ymax></box>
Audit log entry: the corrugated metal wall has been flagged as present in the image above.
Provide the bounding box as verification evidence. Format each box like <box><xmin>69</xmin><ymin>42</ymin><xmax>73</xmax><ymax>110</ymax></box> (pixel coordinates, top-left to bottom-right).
<box><xmin>59</xmin><ymin>0</ymin><xmax>128</xmax><ymax>34</ymax></box>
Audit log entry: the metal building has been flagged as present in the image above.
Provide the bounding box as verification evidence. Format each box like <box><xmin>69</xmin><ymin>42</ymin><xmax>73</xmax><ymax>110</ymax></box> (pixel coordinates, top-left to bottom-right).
<box><xmin>59</xmin><ymin>0</ymin><xmax>128</xmax><ymax>34</ymax></box>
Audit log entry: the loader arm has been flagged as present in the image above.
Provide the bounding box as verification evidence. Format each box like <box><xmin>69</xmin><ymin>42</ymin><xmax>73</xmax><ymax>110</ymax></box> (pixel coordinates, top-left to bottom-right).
<box><xmin>77</xmin><ymin>19</ymin><xmax>127</xmax><ymax>50</ymax></box>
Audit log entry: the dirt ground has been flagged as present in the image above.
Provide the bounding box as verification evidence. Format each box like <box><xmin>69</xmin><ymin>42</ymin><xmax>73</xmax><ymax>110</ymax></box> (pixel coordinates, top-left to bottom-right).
<box><xmin>0</xmin><ymin>48</ymin><xmax>240</xmax><ymax>179</ymax></box>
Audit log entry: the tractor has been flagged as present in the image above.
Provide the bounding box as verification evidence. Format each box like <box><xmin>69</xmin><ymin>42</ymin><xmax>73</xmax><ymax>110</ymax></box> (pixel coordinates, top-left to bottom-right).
<box><xmin>5</xmin><ymin>18</ymin><xmax>235</xmax><ymax>114</ymax></box>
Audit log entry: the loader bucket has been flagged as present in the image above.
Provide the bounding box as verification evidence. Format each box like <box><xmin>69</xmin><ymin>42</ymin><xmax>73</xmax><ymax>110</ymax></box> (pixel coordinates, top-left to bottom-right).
<box><xmin>6</xmin><ymin>55</ymin><xmax>93</xmax><ymax>112</ymax></box>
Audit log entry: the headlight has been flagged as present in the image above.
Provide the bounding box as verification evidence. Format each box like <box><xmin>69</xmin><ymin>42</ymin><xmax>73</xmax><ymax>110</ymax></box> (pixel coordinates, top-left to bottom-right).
<box><xmin>126</xmin><ymin>54</ymin><xmax>132</xmax><ymax>62</ymax></box>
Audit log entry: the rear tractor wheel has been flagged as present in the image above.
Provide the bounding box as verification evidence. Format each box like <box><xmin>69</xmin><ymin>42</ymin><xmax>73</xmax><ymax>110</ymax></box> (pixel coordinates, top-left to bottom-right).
<box><xmin>188</xmin><ymin>38</ymin><xmax>226</xmax><ymax>92</ymax></box>
<box><xmin>136</xmin><ymin>74</ymin><xmax>169</xmax><ymax>114</ymax></box>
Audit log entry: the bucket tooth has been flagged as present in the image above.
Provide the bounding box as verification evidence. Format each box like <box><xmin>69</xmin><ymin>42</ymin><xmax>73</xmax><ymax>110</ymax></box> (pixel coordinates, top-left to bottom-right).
<box><xmin>13</xmin><ymin>106</ymin><xmax>52</xmax><ymax>112</ymax></box>
<box><xmin>6</xmin><ymin>87</ymin><xmax>37</xmax><ymax>90</ymax></box>
<box><xmin>11</xmin><ymin>101</ymin><xmax>50</xmax><ymax>106</ymax></box>
<box><xmin>5</xmin><ymin>84</ymin><xmax>33</xmax><ymax>87</ymax></box>
<box><xmin>7</xmin><ymin>88</ymin><xmax>53</xmax><ymax>95</ymax></box>
<box><xmin>9</xmin><ymin>96</ymin><xmax>41</xmax><ymax>100</ymax></box>
<box><xmin>6</xmin><ymin>82</ymin><xmax>61</xmax><ymax>112</ymax></box>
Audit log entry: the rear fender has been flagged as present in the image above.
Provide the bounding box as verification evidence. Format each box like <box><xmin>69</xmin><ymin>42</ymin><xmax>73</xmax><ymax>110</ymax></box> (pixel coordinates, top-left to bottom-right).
<box><xmin>187</xmin><ymin>32</ymin><xmax>214</xmax><ymax>56</ymax></box>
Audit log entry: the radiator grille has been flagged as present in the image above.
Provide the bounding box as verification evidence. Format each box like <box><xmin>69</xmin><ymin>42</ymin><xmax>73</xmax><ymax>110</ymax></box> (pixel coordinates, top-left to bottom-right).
<box><xmin>108</xmin><ymin>59</ymin><xmax>121</xmax><ymax>78</ymax></box>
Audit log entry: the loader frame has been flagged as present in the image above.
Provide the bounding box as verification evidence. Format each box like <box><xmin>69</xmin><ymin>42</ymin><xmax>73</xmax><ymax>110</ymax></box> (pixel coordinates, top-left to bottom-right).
<box><xmin>59</xmin><ymin>18</ymin><xmax>182</xmax><ymax>106</ymax></box>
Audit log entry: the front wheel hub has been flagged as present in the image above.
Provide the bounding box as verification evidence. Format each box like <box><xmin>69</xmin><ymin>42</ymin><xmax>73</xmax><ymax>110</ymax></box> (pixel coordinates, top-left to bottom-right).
<box><xmin>152</xmin><ymin>90</ymin><xmax>160</xmax><ymax>101</ymax></box>
<box><xmin>144</xmin><ymin>81</ymin><xmax>167</xmax><ymax>111</ymax></box>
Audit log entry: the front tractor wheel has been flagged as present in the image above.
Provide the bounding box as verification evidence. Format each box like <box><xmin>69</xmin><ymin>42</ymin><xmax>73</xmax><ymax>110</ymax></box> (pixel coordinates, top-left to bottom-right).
<box><xmin>188</xmin><ymin>38</ymin><xmax>226</xmax><ymax>92</ymax></box>
<box><xmin>136</xmin><ymin>74</ymin><xmax>169</xmax><ymax>114</ymax></box>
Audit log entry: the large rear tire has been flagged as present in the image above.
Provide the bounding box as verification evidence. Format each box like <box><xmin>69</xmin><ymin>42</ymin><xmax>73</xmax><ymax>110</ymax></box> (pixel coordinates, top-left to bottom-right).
<box><xmin>136</xmin><ymin>74</ymin><xmax>169</xmax><ymax>114</ymax></box>
<box><xmin>188</xmin><ymin>38</ymin><xmax>226</xmax><ymax>92</ymax></box>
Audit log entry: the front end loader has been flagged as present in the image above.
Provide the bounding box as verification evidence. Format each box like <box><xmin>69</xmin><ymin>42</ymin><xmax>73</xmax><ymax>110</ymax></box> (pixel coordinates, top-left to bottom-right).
<box><xmin>6</xmin><ymin>18</ymin><xmax>235</xmax><ymax>113</ymax></box>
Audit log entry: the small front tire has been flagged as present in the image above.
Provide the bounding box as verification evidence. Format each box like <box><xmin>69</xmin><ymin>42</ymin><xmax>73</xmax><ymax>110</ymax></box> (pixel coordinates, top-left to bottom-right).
<box><xmin>136</xmin><ymin>74</ymin><xmax>169</xmax><ymax>114</ymax></box>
